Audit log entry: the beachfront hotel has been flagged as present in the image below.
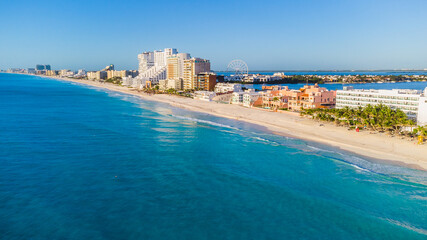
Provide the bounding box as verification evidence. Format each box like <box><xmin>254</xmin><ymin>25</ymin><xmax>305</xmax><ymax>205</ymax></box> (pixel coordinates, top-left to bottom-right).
<box><xmin>258</xmin><ymin>85</ymin><xmax>336</xmax><ymax>111</ymax></box>
<box><xmin>121</xmin><ymin>48</ymin><xmax>213</xmax><ymax>91</ymax></box>
<box><xmin>194</xmin><ymin>72</ymin><xmax>217</xmax><ymax>91</ymax></box>
<box><xmin>36</xmin><ymin>64</ymin><xmax>51</xmax><ymax>71</ymax></box>
<box><xmin>214</xmin><ymin>83</ymin><xmax>243</xmax><ymax>93</ymax></box>
<box><xmin>183</xmin><ymin>58</ymin><xmax>211</xmax><ymax>90</ymax></box>
<box><xmin>243</xmin><ymin>92</ymin><xmax>262</xmax><ymax>107</ymax></box>
<box><xmin>336</xmin><ymin>86</ymin><xmax>427</xmax><ymax>125</ymax></box>
<box><xmin>136</xmin><ymin>48</ymin><xmax>178</xmax><ymax>84</ymax></box>
<box><xmin>167</xmin><ymin>53</ymin><xmax>191</xmax><ymax>80</ymax></box>
<box><xmin>193</xmin><ymin>91</ymin><xmax>216</xmax><ymax>101</ymax></box>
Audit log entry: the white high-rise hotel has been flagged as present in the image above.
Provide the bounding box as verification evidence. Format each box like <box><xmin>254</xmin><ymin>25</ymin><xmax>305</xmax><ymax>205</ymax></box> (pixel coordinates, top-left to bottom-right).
<box><xmin>122</xmin><ymin>48</ymin><xmax>212</xmax><ymax>90</ymax></box>
<box><xmin>137</xmin><ymin>48</ymin><xmax>179</xmax><ymax>84</ymax></box>
<box><xmin>336</xmin><ymin>86</ymin><xmax>427</xmax><ymax>126</ymax></box>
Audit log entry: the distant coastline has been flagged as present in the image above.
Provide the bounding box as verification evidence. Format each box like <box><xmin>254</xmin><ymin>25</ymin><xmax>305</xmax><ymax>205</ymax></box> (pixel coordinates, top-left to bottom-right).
<box><xmin>216</xmin><ymin>69</ymin><xmax>427</xmax><ymax>73</ymax></box>
<box><xmin>215</xmin><ymin>70</ymin><xmax>427</xmax><ymax>78</ymax></box>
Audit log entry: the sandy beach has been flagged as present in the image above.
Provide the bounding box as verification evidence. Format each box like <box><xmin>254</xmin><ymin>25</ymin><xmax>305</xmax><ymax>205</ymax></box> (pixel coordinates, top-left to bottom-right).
<box><xmin>41</xmin><ymin>76</ymin><xmax>427</xmax><ymax>170</ymax></box>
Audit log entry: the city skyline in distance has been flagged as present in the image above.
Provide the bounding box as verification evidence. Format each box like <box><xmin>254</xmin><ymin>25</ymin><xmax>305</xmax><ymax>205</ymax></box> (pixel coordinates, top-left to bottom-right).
<box><xmin>1</xmin><ymin>0</ymin><xmax>427</xmax><ymax>71</ymax></box>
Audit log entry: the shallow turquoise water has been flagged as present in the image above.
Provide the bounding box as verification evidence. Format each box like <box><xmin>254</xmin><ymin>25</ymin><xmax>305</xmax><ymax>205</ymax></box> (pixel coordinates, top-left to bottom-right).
<box><xmin>0</xmin><ymin>73</ymin><xmax>426</xmax><ymax>239</ymax></box>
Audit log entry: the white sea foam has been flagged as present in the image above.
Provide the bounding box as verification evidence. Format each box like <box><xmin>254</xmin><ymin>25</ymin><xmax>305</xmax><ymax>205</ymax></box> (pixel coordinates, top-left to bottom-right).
<box><xmin>333</xmin><ymin>151</ymin><xmax>427</xmax><ymax>185</ymax></box>
<box><xmin>171</xmin><ymin>115</ymin><xmax>239</xmax><ymax>130</ymax></box>
<box><xmin>381</xmin><ymin>218</ymin><xmax>427</xmax><ymax>236</ymax></box>
<box><xmin>303</xmin><ymin>144</ymin><xmax>427</xmax><ymax>185</ymax></box>
<box><xmin>173</xmin><ymin>114</ymin><xmax>427</xmax><ymax>185</ymax></box>
<box><xmin>306</xmin><ymin>145</ymin><xmax>337</xmax><ymax>154</ymax></box>
<box><xmin>252</xmin><ymin>136</ymin><xmax>280</xmax><ymax>146</ymax></box>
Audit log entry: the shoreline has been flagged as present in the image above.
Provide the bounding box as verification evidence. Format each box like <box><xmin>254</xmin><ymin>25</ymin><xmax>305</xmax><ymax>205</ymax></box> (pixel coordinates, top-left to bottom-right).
<box><xmin>14</xmin><ymin>73</ymin><xmax>427</xmax><ymax>171</ymax></box>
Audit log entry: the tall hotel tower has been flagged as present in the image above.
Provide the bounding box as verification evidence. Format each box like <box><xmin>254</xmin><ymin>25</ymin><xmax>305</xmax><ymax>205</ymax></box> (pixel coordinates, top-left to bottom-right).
<box><xmin>137</xmin><ymin>48</ymin><xmax>178</xmax><ymax>84</ymax></box>
<box><xmin>183</xmin><ymin>58</ymin><xmax>211</xmax><ymax>90</ymax></box>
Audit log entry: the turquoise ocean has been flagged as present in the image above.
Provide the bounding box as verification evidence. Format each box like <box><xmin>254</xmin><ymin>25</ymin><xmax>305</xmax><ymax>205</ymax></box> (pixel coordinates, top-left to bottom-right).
<box><xmin>0</xmin><ymin>73</ymin><xmax>426</xmax><ymax>239</ymax></box>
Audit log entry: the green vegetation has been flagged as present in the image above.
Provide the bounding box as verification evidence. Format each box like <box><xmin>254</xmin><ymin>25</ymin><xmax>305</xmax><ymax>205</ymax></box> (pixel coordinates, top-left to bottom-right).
<box><xmin>413</xmin><ymin>125</ymin><xmax>427</xmax><ymax>144</ymax></box>
<box><xmin>143</xmin><ymin>87</ymin><xmax>193</xmax><ymax>98</ymax></box>
<box><xmin>225</xmin><ymin>74</ymin><xmax>427</xmax><ymax>84</ymax></box>
<box><xmin>105</xmin><ymin>77</ymin><xmax>122</xmax><ymax>85</ymax></box>
<box><xmin>299</xmin><ymin>105</ymin><xmax>426</xmax><ymax>142</ymax></box>
<box><xmin>281</xmin><ymin>75</ymin><xmax>324</xmax><ymax>84</ymax></box>
<box><xmin>166</xmin><ymin>88</ymin><xmax>178</xmax><ymax>94</ymax></box>
<box><xmin>413</xmin><ymin>125</ymin><xmax>427</xmax><ymax>136</ymax></box>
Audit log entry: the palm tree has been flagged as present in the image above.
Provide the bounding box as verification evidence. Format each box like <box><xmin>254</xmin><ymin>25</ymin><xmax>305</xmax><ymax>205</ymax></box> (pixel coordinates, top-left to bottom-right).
<box><xmin>413</xmin><ymin>126</ymin><xmax>427</xmax><ymax>144</ymax></box>
<box><xmin>298</xmin><ymin>104</ymin><xmax>419</xmax><ymax>139</ymax></box>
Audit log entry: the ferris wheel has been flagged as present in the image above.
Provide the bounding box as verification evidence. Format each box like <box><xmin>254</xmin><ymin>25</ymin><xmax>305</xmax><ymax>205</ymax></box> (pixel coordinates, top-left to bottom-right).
<box><xmin>227</xmin><ymin>59</ymin><xmax>248</xmax><ymax>81</ymax></box>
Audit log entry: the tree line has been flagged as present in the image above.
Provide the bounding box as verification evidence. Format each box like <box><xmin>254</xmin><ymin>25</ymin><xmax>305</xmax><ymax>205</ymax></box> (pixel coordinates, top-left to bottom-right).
<box><xmin>300</xmin><ymin>104</ymin><xmax>427</xmax><ymax>143</ymax></box>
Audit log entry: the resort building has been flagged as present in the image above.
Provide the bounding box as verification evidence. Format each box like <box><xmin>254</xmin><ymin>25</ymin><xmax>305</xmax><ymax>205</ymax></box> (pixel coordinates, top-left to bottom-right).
<box><xmin>418</xmin><ymin>93</ymin><xmax>427</xmax><ymax>126</ymax></box>
<box><xmin>121</xmin><ymin>48</ymin><xmax>211</xmax><ymax>91</ymax></box>
<box><xmin>102</xmin><ymin>64</ymin><xmax>114</xmax><ymax>71</ymax></box>
<box><xmin>45</xmin><ymin>70</ymin><xmax>59</xmax><ymax>76</ymax></box>
<box><xmin>336</xmin><ymin>86</ymin><xmax>427</xmax><ymax>125</ymax></box>
<box><xmin>26</xmin><ymin>68</ymin><xmax>36</xmax><ymax>74</ymax></box>
<box><xmin>256</xmin><ymin>85</ymin><xmax>336</xmax><ymax>111</ymax></box>
<box><xmin>59</xmin><ymin>69</ymin><xmax>75</xmax><ymax>77</ymax></box>
<box><xmin>183</xmin><ymin>58</ymin><xmax>211</xmax><ymax>90</ymax></box>
<box><xmin>231</xmin><ymin>92</ymin><xmax>245</xmax><ymax>105</ymax></box>
<box><xmin>136</xmin><ymin>48</ymin><xmax>178</xmax><ymax>84</ymax></box>
<box><xmin>75</xmin><ymin>69</ymin><xmax>86</xmax><ymax>78</ymax></box>
<box><xmin>194</xmin><ymin>91</ymin><xmax>216</xmax><ymax>101</ymax></box>
<box><xmin>243</xmin><ymin>92</ymin><xmax>262</xmax><ymax>107</ymax></box>
<box><xmin>262</xmin><ymin>90</ymin><xmax>289</xmax><ymax>110</ymax></box>
<box><xmin>167</xmin><ymin>53</ymin><xmax>191</xmax><ymax>80</ymax></box>
<box><xmin>106</xmin><ymin>70</ymin><xmax>138</xmax><ymax>79</ymax></box>
<box><xmin>158</xmin><ymin>80</ymin><xmax>168</xmax><ymax>91</ymax></box>
<box><xmin>87</xmin><ymin>71</ymin><xmax>107</xmax><ymax>80</ymax></box>
<box><xmin>243</xmin><ymin>73</ymin><xmax>283</xmax><ymax>83</ymax></box>
<box><xmin>195</xmin><ymin>72</ymin><xmax>217</xmax><ymax>91</ymax></box>
<box><xmin>6</xmin><ymin>68</ymin><xmax>25</xmax><ymax>73</ymax></box>
<box><xmin>36</xmin><ymin>64</ymin><xmax>51</xmax><ymax>71</ymax></box>
<box><xmin>214</xmin><ymin>83</ymin><xmax>243</xmax><ymax>93</ymax></box>
<box><xmin>287</xmin><ymin>85</ymin><xmax>336</xmax><ymax>111</ymax></box>
<box><xmin>138</xmin><ymin>48</ymin><xmax>177</xmax><ymax>72</ymax></box>
<box><xmin>159</xmin><ymin>79</ymin><xmax>183</xmax><ymax>91</ymax></box>
<box><xmin>125</xmin><ymin>48</ymin><xmax>195</xmax><ymax>89</ymax></box>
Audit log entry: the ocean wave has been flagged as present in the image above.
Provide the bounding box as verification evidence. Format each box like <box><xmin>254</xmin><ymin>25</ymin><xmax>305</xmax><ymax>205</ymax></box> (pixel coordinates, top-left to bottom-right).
<box><xmin>303</xmin><ymin>144</ymin><xmax>427</xmax><ymax>185</ymax></box>
<box><xmin>171</xmin><ymin>115</ymin><xmax>240</xmax><ymax>130</ymax></box>
<box><xmin>173</xmin><ymin>114</ymin><xmax>427</xmax><ymax>186</ymax></box>
<box><xmin>306</xmin><ymin>145</ymin><xmax>338</xmax><ymax>154</ymax></box>
<box><xmin>251</xmin><ymin>136</ymin><xmax>280</xmax><ymax>146</ymax></box>
<box><xmin>333</xmin><ymin>152</ymin><xmax>427</xmax><ymax>186</ymax></box>
<box><xmin>380</xmin><ymin>217</ymin><xmax>427</xmax><ymax>236</ymax></box>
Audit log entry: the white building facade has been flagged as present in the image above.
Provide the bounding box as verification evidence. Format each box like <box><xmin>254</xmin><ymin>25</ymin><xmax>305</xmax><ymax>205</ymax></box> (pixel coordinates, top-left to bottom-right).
<box><xmin>214</xmin><ymin>83</ymin><xmax>243</xmax><ymax>93</ymax></box>
<box><xmin>135</xmin><ymin>48</ymin><xmax>178</xmax><ymax>85</ymax></box>
<box><xmin>194</xmin><ymin>91</ymin><xmax>216</xmax><ymax>101</ymax></box>
<box><xmin>231</xmin><ymin>92</ymin><xmax>245</xmax><ymax>105</ymax></box>
<box><xmin>417</xmin><ymin>90</ymin><xmax>427</xmax><ymax>126</ymax></box>
<box><xmin>336</xmin><ymin>86</ymin><xmax>427</xmax><ymax>125</ymax></box>
<box><xmin>243</xmin><ymin>92</ymin><xmax>261</xmax><ymax>107</ymax></box>
<box><xmin>167</xmin><ymin>53</ymin><xmax>191</xmax><ymax>80</ymax></box>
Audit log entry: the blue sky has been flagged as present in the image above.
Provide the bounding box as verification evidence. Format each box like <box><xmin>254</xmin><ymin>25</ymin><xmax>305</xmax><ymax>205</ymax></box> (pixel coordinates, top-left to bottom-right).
<box><xmin>1</xmin><ymin>0</ymin><xmax>427</xmax><ymax>71</ymax></box>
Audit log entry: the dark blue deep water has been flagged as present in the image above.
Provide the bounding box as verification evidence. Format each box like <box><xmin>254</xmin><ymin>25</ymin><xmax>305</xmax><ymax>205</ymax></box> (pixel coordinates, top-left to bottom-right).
<box><xmin>1</xmin><ymin>73</ymin><xmax>426</xmax><ymax>239</ymax></box>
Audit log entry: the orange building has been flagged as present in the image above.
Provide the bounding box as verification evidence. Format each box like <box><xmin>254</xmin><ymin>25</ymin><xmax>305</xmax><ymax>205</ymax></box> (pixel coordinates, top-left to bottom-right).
<box><xmin>195</xmin><ymin>72</ymin><xmax>217</xmax><ymax>91</ymax></box>
<box><xmin>261</xmin><ymin>84</ymin><xmax>336</xmax><ymax>111</ymax></box>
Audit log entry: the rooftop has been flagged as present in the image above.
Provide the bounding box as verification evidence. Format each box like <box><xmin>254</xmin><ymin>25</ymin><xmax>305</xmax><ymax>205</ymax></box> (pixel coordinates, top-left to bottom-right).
<box><xmin>339</xmin><ymin>87</ymin><xmax>422</xmax><ymax>95</ymax></box>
